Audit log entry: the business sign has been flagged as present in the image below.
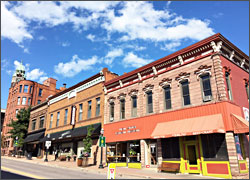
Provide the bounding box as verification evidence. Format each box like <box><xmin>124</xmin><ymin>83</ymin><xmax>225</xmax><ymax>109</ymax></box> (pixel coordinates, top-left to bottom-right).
<box><xmin>45</xmin><ymin>141</ymin><xmax>51</xmax><ymax>149</ymax></box>
<box><xmin>99</xmin><ymin>136</ymin><xmax>106</xmax><ymax>147</ymax></box>
<box><xmin>243</xmin><ymin>107</ymin><xmax>249</xmax><ymax>122</ymax></box>
<box><xmin>70</xmin><ymin>105</ymin><xmax>76</xmax><ymax>125</ymax></box>
<box><xmin>107</xmin><ymin>163</ymin><xmax>116</xmax><ymax>179</ymax></box>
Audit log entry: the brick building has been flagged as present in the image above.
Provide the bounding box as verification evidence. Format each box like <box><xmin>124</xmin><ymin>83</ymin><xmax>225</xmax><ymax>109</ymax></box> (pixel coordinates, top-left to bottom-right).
<box><xmin>1</xmin><ymin>62</ymin><xmax>61</xmax><ymax>155</ymax></box>
<box><xmin>43</xmin><ymin>68</ymin><xmax>117</xmax><ymax>165</ymax></box>
<box><xmin>24</xmin><ymin>101</ymin><xmax>48</xmax><ymax>158</ymax></box>
<box><xmin>1</xmin><ymin>109</ymin><xmax>6</xmax><ymax>133</ymax></box>
<box><xmin>103</xmin><ymin>33</ymin><xmax>249</xmax><ymax>178</ymax></box>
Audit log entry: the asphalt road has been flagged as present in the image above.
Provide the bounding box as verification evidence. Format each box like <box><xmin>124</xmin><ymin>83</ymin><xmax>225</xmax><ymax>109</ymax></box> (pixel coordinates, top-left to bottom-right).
<box><xmin>1</xmin><ymin>170</ymin><xmax>33</xmax><ymax>179</ymax></box>
<box><xmin>1</xmin><ymin>158</ymin><xmax>107</xmax><ymax>179</ymax></box>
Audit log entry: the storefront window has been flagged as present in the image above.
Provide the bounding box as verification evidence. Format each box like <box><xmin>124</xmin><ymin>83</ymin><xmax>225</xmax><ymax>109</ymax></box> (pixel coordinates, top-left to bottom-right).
<box><xmin>128</xmin><ymin>141</ymin><xmax>141</xmax><ymax>163</ymax></box>
<box><xmin>201</xmin><ymin>134</ymin><xmax>228</xmax><ymax>161</ymax></box>
<box><xmin>107</xmin><ymin>143</ymin><xmax>127</xmax><ymax>163</ymax></box>
<box><xmin>234</xmin><ymin>134</ymin><xmax>245</xmax><ymax>160</ymax></box>
<box><xmin>161</xmin><ymin>137</ymin><xmax>180</xmax><ymax>160</ymax></box>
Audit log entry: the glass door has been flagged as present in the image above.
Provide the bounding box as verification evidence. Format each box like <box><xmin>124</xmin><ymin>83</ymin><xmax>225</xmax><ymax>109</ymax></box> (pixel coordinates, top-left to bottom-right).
<box><xmin>150</xmin><ymin>143</ymin><xmax>157</xmax><ymax>165</ymax></box>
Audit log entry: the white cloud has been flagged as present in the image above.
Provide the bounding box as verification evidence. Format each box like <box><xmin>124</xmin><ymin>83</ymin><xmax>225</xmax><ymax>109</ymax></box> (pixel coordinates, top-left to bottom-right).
<box><xmin>26</xmin><ymin>68</ymin><xmax>46</xmax><ymax>80</ymax></box>
<box><xmin>38</xmin><ymin>36</ymin><xmax>46</xmax><ymax>40</ymax></box>
<box><xmin>1</xmin><ymin>1</ymin><xmax>33</xmax><ymax>44</ymax></box>
<box><xmin>54</xmin><ymin>55</ymin><xmax>99</xmax><ymax>77</ymax></box>
<box><xmin>86</xmin><ymin>34</ymin><xmax>96</xmax><ymax>42</ymax></box>
<box><xmin>213</xmin><ymin>12</ymin><xmax>224</xmax><ymax>18</ymax></box>
<box><xmin>39</xmin><ymin>76</ymin><xmax>49</xmax><ymax>83</ymax></box>
<box><xmin>104</xmin><ymin>49</ymin><xmax>123</xmax><ymax>65</ymax></box>
<box><xmin>23</xmin><ymin>48</ymin><xmax>30</xmax><ymax>54</ymax></box>
<box><xmin>61</xmin><ymin>42</ymin><xmax>70</xmax><ymax>47</ymax></box>
<box><xmin>161</xmin><ymin>41</ymin><xmax>181</xmax><ymax>51</ymax></box>
<box><xmin>122</xmin><ymin>52</ymin><xmax>153</xmax><ymax>68</ymax></box>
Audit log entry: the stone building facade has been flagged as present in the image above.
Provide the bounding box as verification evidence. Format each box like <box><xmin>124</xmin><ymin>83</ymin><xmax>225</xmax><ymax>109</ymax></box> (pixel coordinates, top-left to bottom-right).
<box><xmin>103</xmin><ymin>33</ymin><xmax>249</xmax><ymax>178</ymax></box>
<box><xmin>2</xmin><ymin>62</ymin><xmax>62</xmax><ymax>155</ymax></box>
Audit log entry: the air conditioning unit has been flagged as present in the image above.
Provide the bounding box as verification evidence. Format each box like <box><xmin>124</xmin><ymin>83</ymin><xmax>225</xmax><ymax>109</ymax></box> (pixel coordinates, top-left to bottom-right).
<box><xmin>110</xmin><ymin>117</ymin><xmax>114</xmax><ymax>122</ymax></box>
<box><xmin>203</xmin><ymin>95</ymin><xmax>212</xmax><ymax>102</ymax></box>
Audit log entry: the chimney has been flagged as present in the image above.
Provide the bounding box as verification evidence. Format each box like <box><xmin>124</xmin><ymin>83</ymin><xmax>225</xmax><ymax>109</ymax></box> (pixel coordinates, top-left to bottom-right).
<box><xmin>63</xmin><ymin>83</ymin><xmax>66</xmax><ymax>88</ymax></box>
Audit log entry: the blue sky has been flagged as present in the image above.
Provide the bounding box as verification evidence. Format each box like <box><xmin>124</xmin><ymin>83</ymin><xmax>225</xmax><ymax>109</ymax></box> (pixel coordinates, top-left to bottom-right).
<box><xmin>1</xmin><ymin>1</ymin><xmax>249</xmax><ymax>109</ymax></box>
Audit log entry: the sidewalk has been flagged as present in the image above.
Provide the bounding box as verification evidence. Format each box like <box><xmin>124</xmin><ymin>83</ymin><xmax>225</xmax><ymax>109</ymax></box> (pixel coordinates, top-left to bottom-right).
<box><xmin>1</xmin><ymin>156</ymin><xmax>223</xmax><ymax>179</ymax></box>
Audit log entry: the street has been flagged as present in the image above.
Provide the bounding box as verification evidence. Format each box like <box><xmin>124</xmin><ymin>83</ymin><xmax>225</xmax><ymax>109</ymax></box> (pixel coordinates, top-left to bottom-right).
<box><xmin>1</xmin><ymin>170</ymin><xmax>33</xmax><ymax>179</ymax></box>
<box><xmin>1</xmin><ymin>158</ymin><xmax>142</xmax><ymax>179</ymax></box>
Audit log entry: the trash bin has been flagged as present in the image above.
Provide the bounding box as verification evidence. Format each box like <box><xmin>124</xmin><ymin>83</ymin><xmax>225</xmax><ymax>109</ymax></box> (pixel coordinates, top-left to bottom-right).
<box><xmin>27</xmin><ymin>152</ymin><xmax>32</xmax><ymax>160</ymax></box>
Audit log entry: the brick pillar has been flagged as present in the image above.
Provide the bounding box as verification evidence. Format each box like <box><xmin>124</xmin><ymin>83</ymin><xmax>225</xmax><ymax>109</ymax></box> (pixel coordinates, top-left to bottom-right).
<box><xmin>157</xmin><ymin>139</ymin><xmax>162</xmax><ymax>166</ymax></box>
<box><xmin>140</xmin><ymin>140</ymin><xmax>145</xmax><ymax>168</ymax></box>
<box><xmin>211</xmin><ymin>53</ymin><xmax>227</xmax><ymax>101</ymax></box>
<box><xmin>225</xmin><ymin>132</ymin><xmax>240</xmax><ymax>177</ymax></box>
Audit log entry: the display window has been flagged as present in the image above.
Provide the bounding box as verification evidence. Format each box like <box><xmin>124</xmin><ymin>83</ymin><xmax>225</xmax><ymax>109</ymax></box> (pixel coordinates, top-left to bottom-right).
<box><xmin>107</xmin><ymin>142</ymin><xmax>127</xmax><ymax>163</ymax></box>
<box><xmin>234</xmin><ymin>134</ymin><xmax>245</xmax><ymax>160</ymax></box>
<box><xmin>128</xmin><ymin>141</ymin><xmax>141</xmax><ymax>163</ymax></box>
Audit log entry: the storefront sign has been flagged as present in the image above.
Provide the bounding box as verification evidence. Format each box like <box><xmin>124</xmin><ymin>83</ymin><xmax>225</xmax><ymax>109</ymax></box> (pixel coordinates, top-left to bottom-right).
<box><xmin>70</xmin><ymin>105</ymin><xmax>76</xmax><ymax>125</ymax></box>
<box><xmin>115</xmin><ymin>126</ymin><xmax>140</xmax><ymax>135</ymax></box>
<box><xmin>107</xmin><ymin>163</ymin><xmax>116</xmax><ymax>179</ymax></box>
<box><xmin>243</xmin><ymin>107</ymin><xmax>249</xmax><ymax>122</ymax></box>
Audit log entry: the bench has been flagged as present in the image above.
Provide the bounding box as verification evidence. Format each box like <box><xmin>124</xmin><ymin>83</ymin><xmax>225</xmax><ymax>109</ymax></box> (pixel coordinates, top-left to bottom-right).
<box><xmin>158</xmin><ymin>162</ymin><xmax>180</xmax><ymax>173</ymax></box>
<box><xmin>58</xmin><ymin>155</ymin><xmax>66</xmax><ymax>161</ymax></box>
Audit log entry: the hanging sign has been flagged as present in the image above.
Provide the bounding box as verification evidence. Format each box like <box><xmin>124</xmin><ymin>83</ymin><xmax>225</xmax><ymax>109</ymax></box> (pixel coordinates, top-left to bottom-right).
<box><xmin>107</xmin><ymin>163</ymin><xmax>116</xmax><ymax>179</ymax></box>
<box><xmin>45</xmin><ymin>141</ymin><xmax>51</xmax><ymax>149</ymax></box>
<box><xmin>99</xmin><ymin>136</ymin><xmax>106</xmax><ymax>147</ymax></box>
<box><xmin>70</xmin><ymin>105</ymin><xmax>76</xmax><ymax>125</ymax></box>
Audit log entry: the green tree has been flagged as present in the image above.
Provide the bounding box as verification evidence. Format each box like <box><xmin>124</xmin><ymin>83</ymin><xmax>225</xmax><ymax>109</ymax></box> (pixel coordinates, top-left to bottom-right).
<box><xmin>7</xmin><ymin>107</ymin><xmax>31</xmax><ymax>148</ymax></box>
<box><xmin>82</xmin><ymin>125</ymin><xmax>94</xmax><ymax>156</ymax></box>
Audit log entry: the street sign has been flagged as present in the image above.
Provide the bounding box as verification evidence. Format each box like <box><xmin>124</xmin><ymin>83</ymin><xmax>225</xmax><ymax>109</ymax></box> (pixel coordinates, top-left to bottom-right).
<box><xmin>45</xmin><ymin>141</ymin><xmax>51</xmax><ymax>149</ymax></box>
<box><xmin>99</xmin><ymin>136</ymin><xmax>106</xmax><ymax>147</ymax></box>
<box><xmin>13</xmin><ymin>140</ymin><xmax>18</xmax><ymax>147</ymax></box>
<box><xmin>107</xmin><ymin>163</ymin><xmax>116</xmax><ymax>179</ymax></box>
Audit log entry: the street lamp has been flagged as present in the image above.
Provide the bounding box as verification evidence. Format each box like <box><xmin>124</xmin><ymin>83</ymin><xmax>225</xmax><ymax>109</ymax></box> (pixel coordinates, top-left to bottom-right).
<box><xmin>14</xmin><ymin>136</ymin><xmax>18</xmax><ymax>157</ymax></box>
<box><xmin>99</xmin><ymin>128</ymin><xmax>104</xmax><ymax>169</ymax></box>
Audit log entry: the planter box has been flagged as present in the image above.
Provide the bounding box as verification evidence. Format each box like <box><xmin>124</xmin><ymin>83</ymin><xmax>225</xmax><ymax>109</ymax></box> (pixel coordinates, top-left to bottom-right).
<box><xmin>77</xmin><ymin>158</ymin><xmax>83</xmax><ymax>166</ymax></box>
<box><xmin>82</xmin><ymin>157</ymin><xmax>89</xmax><ymax>167</ymax></box>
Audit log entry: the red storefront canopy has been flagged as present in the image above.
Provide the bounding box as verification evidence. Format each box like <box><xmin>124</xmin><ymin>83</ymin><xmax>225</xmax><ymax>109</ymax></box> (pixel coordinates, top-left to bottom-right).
<box><xmin>231</xmin><ymin>114</ymin><xmax>249</xmax><ymax>134</ymax></box>
<box><xmin>151</xmin><ymin>114</ymin><xmax>225</xmax><ymax>139</ymax></box>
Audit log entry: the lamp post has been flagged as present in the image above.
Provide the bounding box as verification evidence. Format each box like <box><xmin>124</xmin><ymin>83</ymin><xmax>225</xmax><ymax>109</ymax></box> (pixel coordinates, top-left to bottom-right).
<box><xmin>44</xmin><ymin>134</ymin><xmax>50</xmax><ymax>162</ymax></box>
<box><xmin>99</xmin><ymin>128</ymin><xmax>104</xmax><ymax>169</ymax></box>
<box><xmin>14</xmin><ymin>136</ymin><xmax>18</xmax><ymax>157</ymax></box>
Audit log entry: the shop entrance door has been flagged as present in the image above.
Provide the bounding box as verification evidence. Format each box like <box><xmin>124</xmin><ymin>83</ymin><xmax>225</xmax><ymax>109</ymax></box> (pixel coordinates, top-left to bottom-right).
<box><xmin>185</xmin><ymin>144</ymin><xmax>200</xmax><ymax>174</ymax></box>
<box><xmin>150</xmin><ymin>143</ymin><xmax>157</xmax><ymax>165</ymax></box>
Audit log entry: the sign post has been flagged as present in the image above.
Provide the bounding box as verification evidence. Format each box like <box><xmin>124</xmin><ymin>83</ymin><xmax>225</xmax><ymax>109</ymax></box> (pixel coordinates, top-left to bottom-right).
<box><xmin>107</xmin><ymin>163</ymin><xmax>116</xmax><ymax>179</ymax></box>
<box><xmin>44</xmin><ymin>140</ymin><xmax>51</xmax><ymax>162</ymax></box>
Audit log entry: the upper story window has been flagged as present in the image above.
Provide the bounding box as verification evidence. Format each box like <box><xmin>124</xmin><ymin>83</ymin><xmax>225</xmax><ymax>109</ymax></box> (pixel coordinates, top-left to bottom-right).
<box><xmin>200</xmin><ymin>74</ymin><xmax>212</xmax><ymax>102</ymax></box>
<box><xmin>225</xmin><ymin>72</ymin><xmax>233</xmax><ymax>100</ymax></box>
<box><xmin>164</xmin><ymin>85</ymin><xmax>171</xmax><ymax>110</ymax></box>
<box><xmin>64</xmin><ymin>109</ymin><xmax>68</xmax><ymax>125</ymax></box>
<box><xmin>79</xmin><ymin>104</ymin><xmax>83</xmax><ymax>121</ymax></box>
<box><xmin>31</xmin><ymin>119</ymin><xmax>36</xmax><ymax>131</ymax></box>
<box><xmin>37</xmin><ymin>100</ymin><xmax>41</xmax><ymax>105</ymax></box>
<box><xmin>95</xmin><ymin>97</ymin><xmax>100</xmax><ymax>117</ymax></box>
<box><xmin>22</xmin><ymin>97</ymin><xmax>27</xmax><ymax>105</ymax></box>
<box><xmin>88</xmin><ymin>100</ymin><xmax>92</xmax><ymax>119</ymax></box>
<box><xmin>49</xmin><ymin>114</ymin><xmax>53</xmax><ymax>128</ymax></box>
<box><xmin>19</xmin><ymin>85</ymin><xmax>22</xmax><ymax>93</ymax></box>
<box><xmin>39</xmin><ymin>116</ymin><xmax>45</xmax><ymax>129</ymax></box>
<box><xmin>56</xmin><ymin>112</ymin><xmax>60</xmax><ymax>127</ymax></box>
<box><xmin>110</xmin><ymin>102</ymin><xmax>114</xmax><ymax>122</ymax></box>
<box><xmin>146</xmin><ymin>91</ymin><xmax>153</xmax><ymax>113</ymax></box>
<box><xmin>131</xmin><ymin>96</ymin><xmax>137</xmax><ymax>117</ymax></box>
<box><xmin>17</xmin><ymin>97</ymin><xmax>20</xmax><ymax>105</ymax></box>
<box><xmin>245</xmin><ymin>82</ymin><xmax>249</xmax><ymax>101</ymax></box>
<box><xmin>28</xmin><ymin>98</ymin><xmax>31</xmax><ymax>105</ymax></box>
<box><xmin>30</xmin><ymin>86</ymin><xmax>33</xmax><ymax>93</ymax></box>
<box><xmin>38</xmin><ymin>88</ymin><xmax>43</xmax><ymax>96</ymax></box>
<box><xmin>120</xmin><ymin>99</ymin><xmax>125</xmax><ymax>119</ymax></box>
<box><xmin>23</xmin><ymin>85</ymin><xmax>28</xmax><ymax>93</ymax></box>
<box><xmin>181</xmin><ymin>80</ymin><xmax>191</xmax><ymax>106</ymax></box>
<box><xmin>15</xmin><ymin>109</ymin><xmax>19</xmax><ymax>116</ymax></box>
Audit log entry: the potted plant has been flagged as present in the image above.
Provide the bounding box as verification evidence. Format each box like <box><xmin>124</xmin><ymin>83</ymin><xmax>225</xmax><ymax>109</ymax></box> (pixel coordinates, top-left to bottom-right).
<box><xmin>67</xmin><ymin>155</ymin><xmax>71</xmax><ymax>161</ymax></box>
<box><xmin>82</xmin><ymin>125</ymin><xmax>94</xmax><ymax>167</ymax></box>
<box><xmin>77</xmin><ymin>154</ymin><xmax>83</xmax><ymax>166</ymax></box>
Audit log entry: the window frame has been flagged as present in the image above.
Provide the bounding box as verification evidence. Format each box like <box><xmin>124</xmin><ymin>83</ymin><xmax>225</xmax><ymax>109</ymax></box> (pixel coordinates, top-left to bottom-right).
<box><xmin>37</xmin><ymin>100</ymin><xmax>41</xmax><ymax>105</ymax></box>
<box><xmin>28</xmin><ymin>98</ymin><xmax>31</xmax><ymax>105</ymax></box>
<box><xmin>95</xmin><ymin>97</ymin><xmax>100</xmax><ymax>117</ymax></box>
<box><xmin>22</xmin><ymin>97</ymin><xmax>27</xmax><ymax>105</ymax></box>
<box><xmin>38</xmin><ymin>88</ymin><xmax>43</xmax><ymax>97</ymax></box>
<box><xmin>29</xmin><ymin>86</ymin><xmax>33</xmax><ymax>93</ymax></box>
<box><xmin>31</xmin><ymin>119</ymin><xmax>36</xmax><ymax>131</ymax></box>
<box><xmin>180</xmin><ymin>80</ymin><xmax>191</xmax><ymax>106</ymax></box>
<box><xmin>56</xmin><ymin>112</ymin><xmax>60</xmax><ymax>127</ymax></box>
<box><xmin>19</xmin><ymin>85</ymin><xmax>23</xmax><ymax>93</ymax></box>
<box><xmin>49</xmin><ymin>114</ymin><xmax>53</xmax><ymax>128</ymax></box>
<box><xmin>245</xmin><ymin>83</ymin><xmax>249</xmax><ymax>101</ymax></box>
<box><xmin>39</xmin><ymin>116</ymin><xmax>45</xmax><ymax>129</ymax></box>
<box><xmin>163</xmin><ymin>85</ymin><xmax>172</xmax><ymax>110</ymax></box>
<box><xmin>17</xmin><ymin>97</ymin><xmax>20</xmax><ymax>105</ymax></box>
<box><xmin>23</xmin><ymin>85</ymin><xmax>29</xmax><ymax>93</ymax></box>
<box><xmin>131</xmin><ymin>96</ymin><xmax>137</xmax><ymax>117</ymax></box>
<box><xmin>79</xmin><ymin>103</ymin><xmax>83</xmax><ymax>121</ymax></box>
<box><xmin>225</xmin><ymin>72</ymin><xmax>233</xmax><ymax>101</ymax></box>
<box><xmin>146</xmin><ymin>91</ymin><xmax>153</xmax><ymax>114</ymax></box>
<box><xmin>200</xmin><ymin>74</ymin><xmax>213</xmax><ymax>102</ymax></box>
<box><xmin>87</xmin><ymin>100</ymin><xmax>92</xmax><ymax>119</ymax></box>
<box><xmin>110</xmin><ymin>102</ymin><xmax>115</xmax><ymax>122</ymax></box>
<box><xmin>120</xmin><ymin>99</ymin><xmax>125</xmax><ymax>119</ymax></box>
<box><xmin>64</xmin><ymin>109</ymin><xmax>68</xmax><ymax>125</ymax></box>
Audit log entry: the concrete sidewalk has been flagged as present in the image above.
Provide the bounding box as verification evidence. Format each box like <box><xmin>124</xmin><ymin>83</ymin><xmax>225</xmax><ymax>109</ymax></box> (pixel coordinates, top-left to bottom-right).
<box><xmin>1</xmin><ymin>156</ymin><xmax>221</xmax><ymax>179</ymax></box>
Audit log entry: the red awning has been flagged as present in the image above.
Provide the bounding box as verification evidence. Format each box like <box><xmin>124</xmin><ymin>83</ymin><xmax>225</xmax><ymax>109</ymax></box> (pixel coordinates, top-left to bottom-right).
<box><xmin>151</xmin><ymin>114</ymin><xmax>225</xmax><ymax>139</ymax></box>
<box><xmin>231</xmin><ymin>114</ymin><xmax>249</xmax><ymax>134</ymax></box>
